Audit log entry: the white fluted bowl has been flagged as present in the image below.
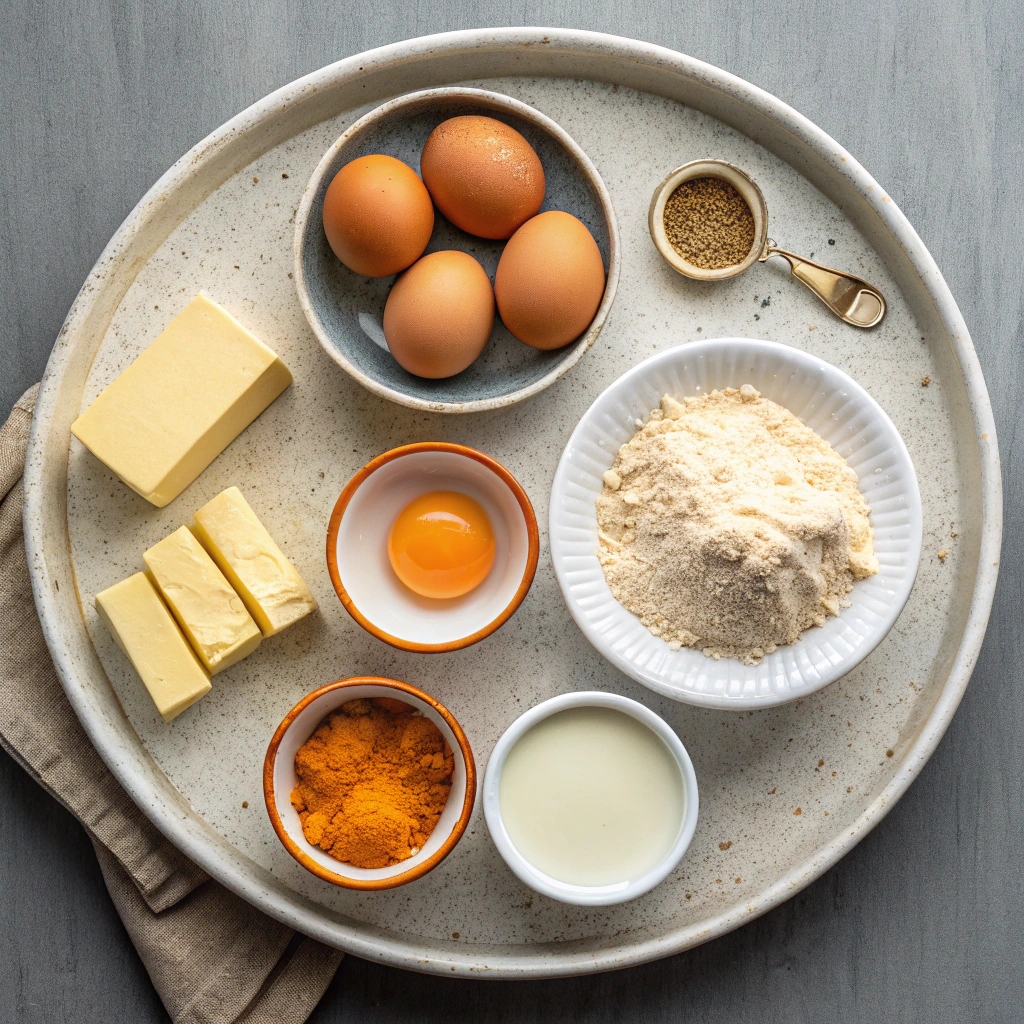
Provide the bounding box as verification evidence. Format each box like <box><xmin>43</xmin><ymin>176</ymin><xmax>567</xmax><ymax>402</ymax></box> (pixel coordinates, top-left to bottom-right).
<box><xmin>549</xmin><ymin>338</ymin><xmax>923</xmax><ymax>709</ymax></box>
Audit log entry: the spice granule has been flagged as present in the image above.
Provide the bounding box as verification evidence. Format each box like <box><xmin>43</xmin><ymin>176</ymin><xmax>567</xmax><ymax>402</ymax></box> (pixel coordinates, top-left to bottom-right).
<box><xmin>663</xmin><ymin>176</ymin><xmax>756</xmax><ymax>269</ymax></box>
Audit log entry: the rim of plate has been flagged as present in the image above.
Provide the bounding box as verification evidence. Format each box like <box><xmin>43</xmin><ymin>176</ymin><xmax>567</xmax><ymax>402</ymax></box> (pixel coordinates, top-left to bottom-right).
<box><xmin>292</xmin><ymin>86</ymin><xmax>621</xmax><ymax>414</ymax></box>
<box><xmin>23</xmin><ymin>29</ymin><xmax>1002</xmax><ymax>977</ymax></box>
<box><xmin>549</xmin><ymin>338</ymin><xmax>924</xmax><ymax>710</ymax></box>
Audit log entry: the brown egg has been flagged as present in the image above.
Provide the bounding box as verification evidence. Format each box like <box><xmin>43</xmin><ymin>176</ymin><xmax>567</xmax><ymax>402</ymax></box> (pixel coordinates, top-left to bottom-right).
<box><xmin>494</xmin><ymin>211</ymin><xmax>606</xmax><ymax>350</ymax></box>
<box><xmin>383</xmin><ymin>251</ymin><xmax>495</xmax><ymax>378</ymax></box>
<box><xmin>322</xmin><ymin>155</ymin><xmax>434</xmax><ymax>278</ymax></box>
<box><xmin>420</xmin><ymin>116</ymin><xmax>545</xmax><ymax>240</ymax></box>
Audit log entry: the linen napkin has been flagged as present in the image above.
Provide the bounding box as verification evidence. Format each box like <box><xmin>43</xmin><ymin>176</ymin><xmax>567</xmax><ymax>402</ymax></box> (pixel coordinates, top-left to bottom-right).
<box><xmin>0</xmin><ymin>386</ymin><xmax>343</xmax><ymax>1024</ymax></box>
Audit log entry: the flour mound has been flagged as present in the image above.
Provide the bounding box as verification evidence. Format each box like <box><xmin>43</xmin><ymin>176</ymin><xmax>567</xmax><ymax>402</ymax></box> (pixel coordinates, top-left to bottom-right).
<box><xmin>596</xmin><ymin>386</ymin><xmax>878</xmax><ymax>665</ymax></box>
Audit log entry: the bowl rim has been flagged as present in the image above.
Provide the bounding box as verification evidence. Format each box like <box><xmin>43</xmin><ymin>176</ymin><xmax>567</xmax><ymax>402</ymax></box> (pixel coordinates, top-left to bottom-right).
<box><xmin>549</xmin><ymin>336</ymin><xmax>924</xmax><ymax>709</ymax></box>
<box><xmin>326</xmin><ymin>441</ymin><xmax>540</xmax><ymax>651</ymax></box>
<box><xmin>263</xmin><ymin>675</ymin><xmax>477</xmax><ymax>890</ymax></box>
<box><xmin>648</xmin><ymin>159</ymin><xmax>769</xmax><ymax>280</ymax></box>
<box><xmin>482</xmin><ymin>690</ymin><xmax>700</xmax><ymax>905</ymax></box>
<box><xmin>292</xmin><ymin>85</ymin><xmax>621</xmax><ymax>414</ymax></box>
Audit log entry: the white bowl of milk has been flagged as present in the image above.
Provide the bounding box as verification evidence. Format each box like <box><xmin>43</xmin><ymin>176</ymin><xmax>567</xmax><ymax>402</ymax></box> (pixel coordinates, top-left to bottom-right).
<box><xmin>482</xmin><ymin>691</ymin><xmax>699</xmax><ymax>905</ymax></box>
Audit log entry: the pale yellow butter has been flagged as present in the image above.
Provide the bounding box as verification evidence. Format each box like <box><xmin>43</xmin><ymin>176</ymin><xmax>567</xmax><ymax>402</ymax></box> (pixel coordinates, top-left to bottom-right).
<box><xmin>191</xmin><ymin>486</ymin><xmax>316</xmax><ymax>637</ymax></box>
<box><xmin>144</xmin><ymin>526</ymin><xmax>262</xmax><ymax>674</ymax></box>
<box><xmin>95</xmin><ymin>573</ymin><xmax>211</xmax><ymax>723</ymax></box>
<box><xmin>71</xmin><ymin>293</ymin><xmax>292</xmax><ymax>507</ymax></box>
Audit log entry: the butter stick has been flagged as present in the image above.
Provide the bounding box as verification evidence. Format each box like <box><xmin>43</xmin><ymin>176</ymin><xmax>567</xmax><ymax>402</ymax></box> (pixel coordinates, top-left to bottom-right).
<box><xmin>144</xmin><ymin>526</ymin><xmax>262</xmax><ymax>675</ymax></box>
<box><xmin>95</xmin><ymin>573</ymin><xmax>211</xmax><ymax>722</ymax></box>
<box><xmin>191</xmin><ymin>486</ymin><xmax>316</xmax><ymax>637</ymax></box>
<box><xmin>71</xmin><ymin>293</ymin><xmax>292</xmax><ymax>507</ymax></box>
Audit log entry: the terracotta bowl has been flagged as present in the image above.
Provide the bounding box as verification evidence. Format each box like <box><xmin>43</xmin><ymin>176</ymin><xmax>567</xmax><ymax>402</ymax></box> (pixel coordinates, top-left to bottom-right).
<box><xmin>263</xmin><ymin>676</ymin><xmax>476</xmax><ymax>890</ymax></box>
<box><xmin>326</xmin><ymin>442</ymin><xmax>539</xmax><ymax>652</ymax></box>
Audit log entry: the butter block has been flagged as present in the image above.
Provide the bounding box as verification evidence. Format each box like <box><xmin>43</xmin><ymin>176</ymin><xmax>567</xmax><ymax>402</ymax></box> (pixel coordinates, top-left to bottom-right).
<box><xmin>95</xmin><ymin>573</ymin><xmax>211</xmax><ymax>723</ymax></box>
<box><xmin>144</xmin><ymin>526</ymin><xmax>262</xmax><ymax>674</ymax></box>
<box><xmin>71</xmin><ymin>293</ymin><xmax>292</xmax><ymax>507</ymax></box>
<box><xmin>191</xmin><ymin>486</ymin><xmax>317</xmax><ymax>637</ymax></box>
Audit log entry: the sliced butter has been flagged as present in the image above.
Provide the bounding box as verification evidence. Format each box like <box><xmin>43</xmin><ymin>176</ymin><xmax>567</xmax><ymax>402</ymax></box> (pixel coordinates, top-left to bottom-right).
<box><xmin>191</xmin><ymin>486</ymin><xmax>317</xmax><ymax>637</ymax></box>
<box><xmin>95</xmin><ymin>573</ymin><xmax>211</xmax><ymax>723</ymax></box>
<box><xmin>71</xmin><ymin>293</ymin><xmax>292</xmax><ymax>508</ymax></box>
<box><xmin>144</xmin><ymin>526</ymin><xmax>262</xmax><ymax>674</ymax></box>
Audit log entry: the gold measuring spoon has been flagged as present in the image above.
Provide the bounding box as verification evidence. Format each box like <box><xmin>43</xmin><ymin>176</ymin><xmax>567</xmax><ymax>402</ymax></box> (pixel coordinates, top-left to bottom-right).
<box><xmin>648</xmin><ymin>159</ymin><xmax>886</xmax><ymax>329</ymax></box>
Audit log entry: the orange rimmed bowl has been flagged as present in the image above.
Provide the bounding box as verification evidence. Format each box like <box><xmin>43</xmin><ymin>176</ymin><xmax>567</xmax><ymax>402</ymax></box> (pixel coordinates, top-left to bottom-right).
<box><xmin>326</xmin><ymin>442</ymin><xmax>539</xmax><ymax>652</ymax></box>
<box><xmin>263</xmin><ymin>676</ymin><xmax>476</xmax><ymax>890</ymax></box>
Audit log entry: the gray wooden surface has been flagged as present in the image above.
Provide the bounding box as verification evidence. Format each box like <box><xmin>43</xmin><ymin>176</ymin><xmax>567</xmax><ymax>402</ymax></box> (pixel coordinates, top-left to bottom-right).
<box><xmin>1</xmin><ymin>2</ymin><xmax>1020</xmax><ymax>1021</ymax></box>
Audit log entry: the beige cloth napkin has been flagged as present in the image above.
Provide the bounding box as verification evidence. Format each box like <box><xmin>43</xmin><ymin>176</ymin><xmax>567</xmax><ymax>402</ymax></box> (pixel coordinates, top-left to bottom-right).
<box><xmin>0</xmin><ymin>386</ymin><xmax>343</xmax><ymax>1024</ymax></box>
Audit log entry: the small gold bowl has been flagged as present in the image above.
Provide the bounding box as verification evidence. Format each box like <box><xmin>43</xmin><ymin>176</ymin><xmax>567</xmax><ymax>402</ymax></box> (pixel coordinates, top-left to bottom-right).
<box><xmin>648</xmin><ymin>159</ymin><xmax>768</xmax><ymax>281</ymax></box>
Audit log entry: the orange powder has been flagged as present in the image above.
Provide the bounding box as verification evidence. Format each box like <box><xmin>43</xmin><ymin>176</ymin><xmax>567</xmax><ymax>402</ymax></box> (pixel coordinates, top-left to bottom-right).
<box><xmin>290</xmin><ymin>697</ymin><xmax>454</xmax><ymax>869</ymax></box>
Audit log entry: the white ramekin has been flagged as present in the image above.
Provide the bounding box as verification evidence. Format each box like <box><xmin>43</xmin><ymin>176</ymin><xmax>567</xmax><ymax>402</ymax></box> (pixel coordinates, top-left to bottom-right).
<box><xmin>482</xmin><ymin>691</ymin><xmax>699</xmax><ymax>906</ymax></box>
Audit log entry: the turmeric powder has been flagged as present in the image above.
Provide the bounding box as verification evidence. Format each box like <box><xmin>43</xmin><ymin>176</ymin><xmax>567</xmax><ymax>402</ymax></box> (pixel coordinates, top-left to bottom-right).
<box><xmin>290</xmin><ymin>697</ymin><xmax>454</xmax><ymax>869</ymax></box>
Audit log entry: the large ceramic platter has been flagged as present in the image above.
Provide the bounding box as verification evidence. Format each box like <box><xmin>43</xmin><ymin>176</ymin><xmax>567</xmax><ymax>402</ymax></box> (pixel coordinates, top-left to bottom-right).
<box><xmin>24</xmin><ymin>29</ymin><xmax>1001</xmax><ymax>978</ymax></box>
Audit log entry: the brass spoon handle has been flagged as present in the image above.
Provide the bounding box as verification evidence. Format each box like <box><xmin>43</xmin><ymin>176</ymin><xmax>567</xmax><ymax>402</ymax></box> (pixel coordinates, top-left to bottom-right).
<box><xmin>759</xmin><ymin>241</ymin><xmax>886</xmax><ymax>328</ymax></box>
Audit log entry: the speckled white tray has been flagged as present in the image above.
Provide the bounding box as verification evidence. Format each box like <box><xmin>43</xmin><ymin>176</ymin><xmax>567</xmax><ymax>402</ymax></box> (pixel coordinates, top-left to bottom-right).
<box><xmin>24</xmin><ymin>29</ymin><xmax>1001</xmax><ymax>978</ymax></box>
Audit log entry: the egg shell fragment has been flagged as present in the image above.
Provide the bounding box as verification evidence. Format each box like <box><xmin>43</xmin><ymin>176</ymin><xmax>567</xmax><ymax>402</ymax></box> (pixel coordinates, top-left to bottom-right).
<box><xmin>383</xmin><ymin>250</ymin><xmax>495</xmax><ymax>379</ymax></box>
<box><xmin>494</xmin><ymin>211</ymin><xmax>606</xmax><ymax>350</ymax></box>
<box><xmin>421</xmin><ymin>116</ymin><xmax>545</xmax><ymax>240</ymax></box>
<box><xmin>322</xmin><ymin>155</ymin><xmax>434</xmax><ymax>278</ymax></box>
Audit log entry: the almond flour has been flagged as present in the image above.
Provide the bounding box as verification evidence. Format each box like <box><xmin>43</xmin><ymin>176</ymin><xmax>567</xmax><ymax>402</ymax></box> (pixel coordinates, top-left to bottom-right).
<box><xmin>596</xmin><ymin>386</ymin><xmax>878</xmax><ymax>665</ymax></box>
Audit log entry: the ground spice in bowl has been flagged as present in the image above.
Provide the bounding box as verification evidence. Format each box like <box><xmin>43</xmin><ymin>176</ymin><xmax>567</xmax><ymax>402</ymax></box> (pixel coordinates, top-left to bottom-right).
<box><xmin>662</xmin><ymin>176</ymin><xmax>756</xmax><ymax>269</ymax></box>
<box><xmin>290</xmin><ymin>697</ymin><xmax>455</xmax><ymax>869</ymax></box>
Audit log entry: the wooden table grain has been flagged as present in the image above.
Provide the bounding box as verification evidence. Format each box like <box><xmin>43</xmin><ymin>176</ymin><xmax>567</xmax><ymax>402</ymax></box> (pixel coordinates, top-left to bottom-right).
<box><xmin>2</xmin><ymin>3</ymin><xmax>1021</xmax><ymax>1021</ymax></box>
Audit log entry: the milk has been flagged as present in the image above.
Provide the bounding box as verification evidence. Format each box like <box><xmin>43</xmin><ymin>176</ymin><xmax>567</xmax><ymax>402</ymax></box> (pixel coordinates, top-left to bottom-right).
<box><xmin>498</xmin><ymin>706</ymin><xmax>685</xmax><ymax>886</ymax></box>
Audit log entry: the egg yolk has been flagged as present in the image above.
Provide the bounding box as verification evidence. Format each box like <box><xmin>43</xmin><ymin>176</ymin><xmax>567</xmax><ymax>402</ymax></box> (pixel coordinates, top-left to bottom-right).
<box><xmin>388</xmin><ymin>491</ymin><xmax>496</xmax><ymax>599</ymax></box>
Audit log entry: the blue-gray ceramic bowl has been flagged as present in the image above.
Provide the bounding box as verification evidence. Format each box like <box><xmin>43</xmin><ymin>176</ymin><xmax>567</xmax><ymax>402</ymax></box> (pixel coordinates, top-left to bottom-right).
<box><xmin>293</xmin><ymin>87</ymin><xmax>620</xmax><ymax>413</ymax></box>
